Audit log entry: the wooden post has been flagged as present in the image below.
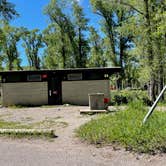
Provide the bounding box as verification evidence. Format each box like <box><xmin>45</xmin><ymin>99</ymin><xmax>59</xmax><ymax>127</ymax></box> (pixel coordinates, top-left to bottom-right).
<box><xmin>143</xmin><ymin>85</ymin><xmax>166</xmax><ymax>124</ymax></box>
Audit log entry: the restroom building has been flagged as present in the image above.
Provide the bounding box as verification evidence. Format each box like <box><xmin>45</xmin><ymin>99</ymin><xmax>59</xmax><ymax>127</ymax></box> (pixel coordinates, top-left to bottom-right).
<box><xmin>0</xmin><ymin>67</ymin><xmax>120</xmax><ymax>106</ymax></box>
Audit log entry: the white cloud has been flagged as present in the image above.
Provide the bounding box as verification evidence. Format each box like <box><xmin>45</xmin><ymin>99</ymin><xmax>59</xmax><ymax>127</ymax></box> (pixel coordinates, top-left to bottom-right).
<box><xmin>76</xmin><ymin>0</ymin><xmax>83</xmax><ymax>4</ymax></box>
<box><xmin>70</xmin><ymin>0</ymin><xmax>83</xmax><ymax>5</ymax></box>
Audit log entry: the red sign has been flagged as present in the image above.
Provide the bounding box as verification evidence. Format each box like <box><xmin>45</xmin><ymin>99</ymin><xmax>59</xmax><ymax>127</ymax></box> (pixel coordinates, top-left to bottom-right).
<box><xmin>42</xmin><ymin>74</ymin><xmax>47</xmax><ymax>79</ymax></box>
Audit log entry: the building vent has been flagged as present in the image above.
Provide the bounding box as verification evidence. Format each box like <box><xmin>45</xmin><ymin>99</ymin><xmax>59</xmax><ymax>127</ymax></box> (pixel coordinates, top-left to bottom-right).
<box><xmin>67</xmin><ymin>73</ymin><xmax>82</xmax><ymax>81</ymax></box>
<box><xmin>27</xmin><ymin>74</ymin><xmax>41</xmax><ymax>82</ymax></box>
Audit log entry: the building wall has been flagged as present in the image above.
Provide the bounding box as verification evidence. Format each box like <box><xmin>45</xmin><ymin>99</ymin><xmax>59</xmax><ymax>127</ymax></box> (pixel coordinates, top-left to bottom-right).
<box><xmin>62</xmin><ymin>80</ymin><xmax>110</xmax><ymax>105</ymax></box>
<box><xmin>2</xmin><ymin>82</ymin><xmax>48</xmax><ymax>106</ymax></box>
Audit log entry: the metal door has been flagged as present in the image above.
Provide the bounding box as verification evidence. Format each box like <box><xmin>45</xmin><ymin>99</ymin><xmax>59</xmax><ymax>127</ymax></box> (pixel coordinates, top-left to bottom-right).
<box><xmin>48</xmin><ymin>77</ymin><xmax>62</xmax><ymax>105</ymax></box>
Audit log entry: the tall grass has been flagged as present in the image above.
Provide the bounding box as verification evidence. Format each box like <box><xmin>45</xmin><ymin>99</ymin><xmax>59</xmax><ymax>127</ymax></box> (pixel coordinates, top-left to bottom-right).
<box><xmin>77</xmin><ymin>101</ymin><xmax>166</xmax><ymax>154</ymax></box>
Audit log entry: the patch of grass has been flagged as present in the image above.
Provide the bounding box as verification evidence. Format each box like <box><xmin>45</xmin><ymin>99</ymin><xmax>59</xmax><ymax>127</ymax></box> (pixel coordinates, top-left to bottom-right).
<box><xmin>58</xmin><ymin>121</ymin><xmax>68</xmax><ymax>127</ymax></box>
<box><xmin>76</xmin><ymin>101</ymin><xmax>166</xmax><ymax>154</ymax></box>
<box><xmin>8</xmin><ymin>104</ymin><xmax>41</xmax><ymax>109</ymax></box>
<box><xmin>0</xmin><ymin>120</ymin><xmax>31</xmax><ymax>129</ymax></box>
<box><xmin>0</xmin><ymin>120</ymin><xmax>56</xmax><ymax>139</ymax></box>
<box><xmin>157</xmin><ymin>101</ymin><xmax>166</xmax><ymax>107</ymax></box>
<box><xmin>45</xmin><ymin>116</ymin><xmax>62</xmax><ymax>120</ymax></box>
<box><xmin>0</xmin><ymin>130</ymin><xmax>55</xmax><ymax>139</ymax></box>
<box><xmin>21</xmin><ymin>117</ymin><xmax>34</xmax><ymax>122</ymax></box>
<box><xmin>31</xmin><ymin>119</ymin><xmax>68</xmax><ymax>129</ymax></box>
<box><xmin>40</xmin><ymin>105</ymin><xmax>57</xmax><ymax>108</ymax></box>
<box><xmin>0</xmin><ymin>113</ymin><xmax>12</xmax><ymax>119</ymax></box>
<box><xmin>8</xmin><ymin>105</ymin><xmax>29</xmax><ymax>109</ymax></box>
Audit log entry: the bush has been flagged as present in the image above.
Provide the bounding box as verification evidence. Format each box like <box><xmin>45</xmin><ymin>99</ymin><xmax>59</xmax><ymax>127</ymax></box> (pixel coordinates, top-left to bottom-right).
<box><xmin>76</xmin><ymin>101</ymin><xmax>166</xmax><ymax>154</ymax></box>
<box><xmin>110</xmin><ymin>90</ymin><xmax>151</xmax><ymax>105</ymax></box>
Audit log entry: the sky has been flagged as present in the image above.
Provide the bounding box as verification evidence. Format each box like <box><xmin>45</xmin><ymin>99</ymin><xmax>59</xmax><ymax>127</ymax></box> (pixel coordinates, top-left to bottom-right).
<box><xmin>9</xmin><ymin>0</ymin><xmax>101</xmax><ymax>66</ymax></box>
<box><xmin>10</xmin><ymin>0</ymin><xmax>101</xmax><ymax>31</ymax></box>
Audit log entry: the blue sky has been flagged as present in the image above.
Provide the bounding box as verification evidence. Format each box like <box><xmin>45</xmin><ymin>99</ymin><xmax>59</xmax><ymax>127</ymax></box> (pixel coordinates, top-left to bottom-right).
<box><xmin>11</xmin><ymin>0</ymin><xmax>50</xmax><ymax>30</ymax></box>
<box><xmin>10</xmin><ymin>0</ymin><xmax>101</xmax><ymax>31</ymax></box>
<box><xmin>9</xmin><ymin>0</ymin><xmax>101</xmax><ymax>66</ymax></box>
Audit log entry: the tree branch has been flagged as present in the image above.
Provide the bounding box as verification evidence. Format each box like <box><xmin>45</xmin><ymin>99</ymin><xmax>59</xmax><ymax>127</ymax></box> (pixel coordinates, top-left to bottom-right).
<box><xmin>118</xmin><ymin>1</ymin><xmax>145</xmax><ymax>16</ymax></box>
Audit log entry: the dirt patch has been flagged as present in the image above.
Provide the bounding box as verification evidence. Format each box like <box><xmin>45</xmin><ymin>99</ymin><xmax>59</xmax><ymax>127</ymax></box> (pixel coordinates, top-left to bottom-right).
<box><xmin>0</xmin><ymin>106</ymin><xmax>165</xmax><ymax>166</ymax></box>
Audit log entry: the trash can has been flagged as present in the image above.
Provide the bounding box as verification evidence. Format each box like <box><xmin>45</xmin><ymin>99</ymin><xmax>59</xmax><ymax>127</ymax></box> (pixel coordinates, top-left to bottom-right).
<box><xmin>88</xmin><ymin>93</ymin><xmax>105</xmax><ymax>110</ymax></box>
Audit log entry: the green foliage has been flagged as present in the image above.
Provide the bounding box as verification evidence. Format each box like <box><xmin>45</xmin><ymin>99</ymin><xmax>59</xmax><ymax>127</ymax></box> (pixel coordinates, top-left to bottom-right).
<box><xmin>0</xmin><ymin>0</ymin><xmax>165</xmax><ymax>100</ymax></box>
<box><xmin>22</xmin><ymin>29</ymin><xmax>44</xmax><ymax>70</ymax></box>
<box><xmin>72</xmin><ymin>0</ymin><xmax>90</xmax><ymax>68</ymax></box>
<box><xmin>43</xmin><ymin>0</ymin><xmax>76</xmax><ymax>68</ymax></box>
<box><xmin>0</xmin><ymin>0</ymin><xmax>19</xmax><ymax>22</ymax></box>
<box><xmin>90</xmin><ymin>0</ymin><xmax>136</xmax><ymax>89</ymax></box>
<box><xmin>115</xmin><ymin>0</ymin><xmax>166</xmax><ymax>100</ymax></box>
<box><xmin>0</xmin><ymin>119</ymin><xmax>56</xmax><ymax>139</ymax></box>
<box><xmin>110</xmin><ymin>90</ymin><xmax>150</xmax><ymax>105</ymax></box>
<box><xmin>1</xmin><ymin>24</ymin><xmax>22</xmax><ymax>70</ymax></box>
<box><xmin>0</xmin><ymin>120</ymin><xmax>29</xmax><ymax>129</ymax></box>
<box><xmin>87</xmin><ymin>26</ymin><xmax>106</xmax><ymax>67</ymax></box>
<box><xmin>43</xmin><ymin>0</ymin><xmax>89</xmax><ymax>69</ymax></box>
<box><xmin>77</xmin><ymin>101</ymin><xmax>166</xmax><ymax>153</ymax></box>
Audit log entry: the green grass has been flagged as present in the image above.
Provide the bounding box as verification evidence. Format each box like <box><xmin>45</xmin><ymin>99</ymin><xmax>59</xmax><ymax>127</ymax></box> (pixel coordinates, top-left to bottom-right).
<box><xmin>0</xmin><ymin>129</ymin><xmax>55</xmax><ymax>139</ymax></box>
<box><xmin>0</xmin><ymin>119</ymin><xmax>56</xmax><ymax>139</ymax></box>
<box><xmin>31</xmin><ymin>119</ymin><xmax>68</xmax><ymax>129</ymax></box>
<box><xmin>0</xmin><ymin>120</ymin><xmax>31</xmax><ymax>129</ymax></box>
<box><xmin>76</xmin><ymin>101</ymin><xmax>166</xmax><ymax>154</ymax></box>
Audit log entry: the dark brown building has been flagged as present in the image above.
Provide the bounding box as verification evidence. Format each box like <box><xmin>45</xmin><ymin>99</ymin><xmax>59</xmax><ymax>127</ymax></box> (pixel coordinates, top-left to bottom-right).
<box><xmin>0</xmin><ymin>67</ymin><xmax>120</xmax><ymax>106</ymax></box>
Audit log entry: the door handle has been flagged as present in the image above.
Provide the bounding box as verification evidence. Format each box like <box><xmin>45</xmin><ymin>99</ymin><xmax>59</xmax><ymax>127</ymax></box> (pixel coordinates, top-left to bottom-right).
<box><xmin>49</xmin><ymin>90</ymin><xmax>52</xmax><ymax>96</ymax></box>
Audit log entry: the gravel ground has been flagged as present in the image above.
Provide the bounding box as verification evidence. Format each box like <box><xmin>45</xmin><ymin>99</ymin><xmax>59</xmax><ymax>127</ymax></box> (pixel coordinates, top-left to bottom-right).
<box><xmin>0</xmin><ymin>106</ymin><xmax>165</xmax><ymax>166</ymax></box>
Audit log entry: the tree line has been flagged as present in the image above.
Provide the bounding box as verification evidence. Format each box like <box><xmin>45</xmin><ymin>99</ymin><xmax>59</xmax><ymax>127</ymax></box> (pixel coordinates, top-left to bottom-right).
<box><xmin>0</xmin><ymin>0</ymin><xmax>166</xmax><ymax>102</ymax></box>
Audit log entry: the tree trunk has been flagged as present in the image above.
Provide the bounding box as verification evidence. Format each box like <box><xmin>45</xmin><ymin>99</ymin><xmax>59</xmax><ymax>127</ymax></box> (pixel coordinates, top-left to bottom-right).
<box><xmin>148</xmin><ymin>77</ymin><xmax>156</xmax><ymax>102</ymax></box>
<box><xmin>78</xmin><ymin>27</ymin><xmax>82</xmax><ymax>68</ymax></box>
<box><xmin>61</xmin><ymin>32</ymin><xmax>66</xmax><ymax>68</ymax></box>
<box><xmin>144</xmin><ymin>0</ymin><xmax>156</xmax><ymax>102</ymax></box>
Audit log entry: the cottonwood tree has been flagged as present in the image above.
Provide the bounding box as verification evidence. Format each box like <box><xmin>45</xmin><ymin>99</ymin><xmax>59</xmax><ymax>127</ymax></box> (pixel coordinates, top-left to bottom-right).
<box><xmin>44</xmin><ymin>0</ymin><xmax>76</xmax><ymax>68</ymax></box>
<box><xmin>90</xmin><ymin>0</ymin><xmax>134</xmax><ymax>88</ymax></box>
<box><xmin>2</xmin><ymin>24</ymin><xmax>22</xmax><ymax>70</ymax></box>
<box><xmin>42</xmin><ymin>23</ymin><xmax>74</xmax><ymax>69</ymax></box>
<box><xmin>44</xmin><ymin>0</ymin><xmax>89</xmax><ymax>68</ymax></box>
<box><xmin>22</xmin><ymin>29</ymin><xmax>44</xmax><ymax>70</ymax></box>
<box><xmin>87</xmin><ymin>27</ymin><xmax>106</xmax><ymax>67</ymax></box>
<box><xmin>0</xmin><ymin>0</ymin><xmax>18</xmax><ymax>70</ymax></box>
<box><xmin>72</xmin><ymin>0</ymin><xmax>89</xmax><ymax>67</ymax></box>
<box><xmin>0</xmin><ymin>0</ymin><xmax>18</xmax><ymax>21</ymax></box>
<box><xmin>115</xmin><ymin>0</ymin><xmax>166</xmax><ymax>101</ymax></box>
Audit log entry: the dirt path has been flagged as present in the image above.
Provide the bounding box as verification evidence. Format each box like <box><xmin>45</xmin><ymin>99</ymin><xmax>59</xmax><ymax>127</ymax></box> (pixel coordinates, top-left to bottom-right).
<box><xmin>0</xmin><ymin>106</ymin><xmax>165</xmax><ymax>166</ymax></box>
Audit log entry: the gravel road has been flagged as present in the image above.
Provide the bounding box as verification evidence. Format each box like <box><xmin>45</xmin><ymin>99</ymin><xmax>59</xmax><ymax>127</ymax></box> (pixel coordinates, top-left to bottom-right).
<box><xmin>0</xmin><ymin>106</ymin><xmax>165</xmax><ymax>166</ymax></box>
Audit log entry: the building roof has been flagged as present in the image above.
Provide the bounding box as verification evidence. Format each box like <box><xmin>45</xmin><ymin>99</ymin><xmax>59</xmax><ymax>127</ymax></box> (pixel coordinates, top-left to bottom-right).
<box><xmin>0</xmin><ymin>67</ymin><xmax>121</xmax><ymax>75</ymax></box>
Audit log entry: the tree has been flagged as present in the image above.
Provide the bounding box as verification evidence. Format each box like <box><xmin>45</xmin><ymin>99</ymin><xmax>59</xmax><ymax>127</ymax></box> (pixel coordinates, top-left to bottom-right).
<box><xmin>0</xmin><ymin>27</ymin><xmax>5</xmax><ymax>69</ymax></box>
<box><xmin>0</xmin><ymin>0</ymin><xmax>18</xmax><ymax>21</ymax></box>
<box><xmin>0</xmin><ymin>0</ymin><xmax>18</xmax><ymax>70</ymax></box>
<box><xmin>72</xmin><ymin>1</ymin><xmax>89</xmax><ymax>68</ymax></box>
<box><xmin>87</xmin><ymin>27</ymin><xmax>105</xmax><ymax>67</ymax></box>
<box><xmin>113</xmin><ymin>0</ymin><xmax>166</xmax><ymax>101</ymax></box>
<box><xmin>90</xmin><ymin>0</ymin><xmax>134</xmax><ymax>88</ymax></box>
<box><xmin>1</xmin><ymin>24</ymin><xmax>23</xmax><ymax>70</ymax></box>
<box><xmin>44</xmin><ymin>0</ymin><xmax>75</xmax><ymax>68</ymax></box>
<box><xmin>22</xmin><ymin>29</ymin><xmax>44</xmax><ymax>70</ymax></box>
<box><xmin>44</xmin><ymin>0</ymin><xmax>89</xmax><ymax>68</ymax></box>
<box><xmin>42</xmin><ymin>24</ymin><xmax>74</xmax><ymax>69</ymax></box>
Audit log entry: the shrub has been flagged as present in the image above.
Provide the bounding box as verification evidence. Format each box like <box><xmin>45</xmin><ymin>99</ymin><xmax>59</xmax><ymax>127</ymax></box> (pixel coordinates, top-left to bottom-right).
<box><xmin>110</xmin><ymin>90</ymin><xmax>151</xmax><ymax>105</ymax></box>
